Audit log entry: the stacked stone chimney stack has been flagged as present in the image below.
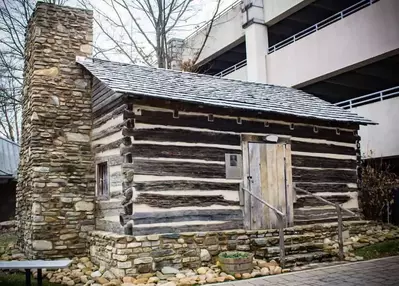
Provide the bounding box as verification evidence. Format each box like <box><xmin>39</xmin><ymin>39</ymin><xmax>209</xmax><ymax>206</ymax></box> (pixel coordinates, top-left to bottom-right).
<box><xmin>17</xmin><ymin>2</ymin><xmax>95</xmax><ymax>258</ymax></box>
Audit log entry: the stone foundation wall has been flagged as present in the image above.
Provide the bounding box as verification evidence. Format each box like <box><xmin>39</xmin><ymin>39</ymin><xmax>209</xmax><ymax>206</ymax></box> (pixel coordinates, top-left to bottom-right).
<box><xmin>88</xmin><ymin>221</ymin><xmax>378</xmax><ymax>278</ymax></box>
<box><xmin>16</xmin><ymin>3</ymin><xmax>95</xmax><ymax>258</ymax></box>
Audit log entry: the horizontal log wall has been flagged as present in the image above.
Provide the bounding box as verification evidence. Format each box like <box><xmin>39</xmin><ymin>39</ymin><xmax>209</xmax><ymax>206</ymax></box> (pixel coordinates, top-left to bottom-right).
<box><xmin>135</xmin><ymin>109</ymin><xmax>357</xmax><ymax>143</ymax></box>
<box><xmin>121</xmin><ymin>144</ymin><xmax>241</xmax><ymax>161</ymax></box>
<box><xmin>120</xmin><ymin>101</ymin><xmax>360</xmax><ymax>234</ymax></box>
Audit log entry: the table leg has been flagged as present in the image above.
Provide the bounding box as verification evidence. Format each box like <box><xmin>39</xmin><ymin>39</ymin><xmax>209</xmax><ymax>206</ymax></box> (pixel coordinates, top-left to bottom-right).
<box><xmin>37</xmin><ymin>268</ymin><xmax>43</xmax><ymax>286</ymax></box>
<box><xmin>25</xmin><ymin>269</ymin><xmax>31</xmax><ymax>286</ymax></box>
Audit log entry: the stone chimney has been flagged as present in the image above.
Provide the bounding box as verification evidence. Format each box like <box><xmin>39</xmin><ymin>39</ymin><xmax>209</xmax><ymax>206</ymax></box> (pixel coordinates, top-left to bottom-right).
<box><xmin>16</xmin><ymin>2</ymin><xmax>95</xmax><ymax>259</ymax></box>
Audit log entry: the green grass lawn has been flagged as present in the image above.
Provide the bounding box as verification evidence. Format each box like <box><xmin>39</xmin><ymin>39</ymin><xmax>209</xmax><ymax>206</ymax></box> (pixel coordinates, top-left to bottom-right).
<box><xmin>354</xmin><ymin>239</ymin><xmax>399</xmax><ymax>260</ymax></box>
<box><xmin>0</xmin><ymin>273</ymin><xmax>60</xmax><ymax>286</ymax></box>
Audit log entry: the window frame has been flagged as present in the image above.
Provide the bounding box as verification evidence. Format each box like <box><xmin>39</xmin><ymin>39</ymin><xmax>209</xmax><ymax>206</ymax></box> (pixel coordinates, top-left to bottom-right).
<box><xmin>96</xmin><ymin>161</ymin><xmax>109</xmax><ymax>200</ymax></box>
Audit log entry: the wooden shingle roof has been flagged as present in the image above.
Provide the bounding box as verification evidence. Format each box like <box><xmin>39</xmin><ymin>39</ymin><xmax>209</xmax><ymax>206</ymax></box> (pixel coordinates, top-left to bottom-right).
<box><xmin>77</xmin><ymin>57</ymin><xmax>374</xmax><ymax>125</ymax></box>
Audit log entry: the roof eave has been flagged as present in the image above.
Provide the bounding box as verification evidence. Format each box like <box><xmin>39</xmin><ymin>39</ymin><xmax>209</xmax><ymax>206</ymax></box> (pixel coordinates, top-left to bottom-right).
<box><xmin>123</xmin><ymin>92</ymin><xmax>373</xmax><ymax>126</ymax></box>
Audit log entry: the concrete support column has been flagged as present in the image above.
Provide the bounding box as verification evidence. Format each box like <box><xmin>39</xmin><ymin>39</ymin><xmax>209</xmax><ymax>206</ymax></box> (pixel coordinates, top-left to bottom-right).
<box><xmin>245</xmin><ymin>24</ymin><xmax>268</xmax><ymax>83</ymax></box>
<box><xmin>242</xmin><ymin>0</ymin><xmax>269</xmax><ymax>83</ymax></box>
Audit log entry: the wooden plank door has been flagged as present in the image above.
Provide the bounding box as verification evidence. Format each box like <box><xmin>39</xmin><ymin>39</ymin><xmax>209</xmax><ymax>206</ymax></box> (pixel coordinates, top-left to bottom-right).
<box><xmin>247</xmin><ymin>143</ymin><xmax>293</xmax><ymax>229</ymax></box>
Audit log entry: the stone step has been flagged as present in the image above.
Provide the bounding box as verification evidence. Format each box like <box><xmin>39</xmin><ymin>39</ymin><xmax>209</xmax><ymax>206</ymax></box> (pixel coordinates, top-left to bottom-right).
<box><xmin>261</xmin><ymin>233</ymin><xmax>323</xmax><ymax>246</ymax></box>
<box><xmin>263</xmin><ymin>242</ymin><xmax>324</xmax><ymax>258</ymax></box>
<box><xmin>274</xmin><ymin>251</ymin><xmax>335</xmax><ymax>267</ymax></box>
<box><xmin>259</xmin><ymin>220</ymin><xmax>368</xmax><ymax>243</ymax></box>
<box><xmin>254</xmin><ymin>220</ymin><xmax>372</xmax><ymax>237</ymax></box>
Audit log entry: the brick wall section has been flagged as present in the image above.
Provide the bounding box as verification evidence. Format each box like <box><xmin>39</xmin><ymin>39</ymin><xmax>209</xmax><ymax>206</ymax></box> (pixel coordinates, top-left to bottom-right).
<box><xmin>16</xmin><ymin>3</ymin><xmax>95</xmax><ymax>258</ymax></box>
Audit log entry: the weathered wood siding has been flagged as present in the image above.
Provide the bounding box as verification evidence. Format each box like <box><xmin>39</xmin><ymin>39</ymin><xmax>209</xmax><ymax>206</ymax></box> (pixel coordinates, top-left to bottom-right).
<box><xmin>120</xmin><ymin>104</ymin><xmax>243</xmax><ymax>235</ymax></box>
<box><xmin>119</xmin><ymin>99</ymin><xmax>360</xmax><ymax>234</ymax></box>
<box><xmin>92</xmin><ymin>79</ymin><xmax>126</xmax><ymax>229</ymax></box>
<box><xmin>92</xmin><ymin>77</ymin><xmax>123</xmax><ymax>118</ymax></box>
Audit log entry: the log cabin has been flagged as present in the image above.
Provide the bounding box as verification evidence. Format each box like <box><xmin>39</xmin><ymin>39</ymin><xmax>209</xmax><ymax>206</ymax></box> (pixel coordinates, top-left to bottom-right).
<box><xmin>18</xmin><ymin>1</ymin><xmax>381</xmax><ymax>261</ymax></box>
<box><xmin>77</xmin><ymin>57</ymin><xmax>374</xmax><ymax>236</ymax></box>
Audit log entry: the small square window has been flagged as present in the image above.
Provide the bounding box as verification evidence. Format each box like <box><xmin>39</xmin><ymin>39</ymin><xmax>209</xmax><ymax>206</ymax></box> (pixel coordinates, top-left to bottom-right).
<box><xmin>237</xmin><ymin>117</ymin><xmax>242</xmax><ymax>124</ymax></box>
<box><xmin>208</xmin><ymin>114</ymin><xmax>214</xmax><ymax>122</ymax></box>
<box><xmin>336</xmin><ymin>128</ymin><xmax>341</xmax><ymax>135</ymax></box>
<box><xmin>173</xmin><ymin>110</ymin><xmax>179</xmax><ymax>118</ymax></box>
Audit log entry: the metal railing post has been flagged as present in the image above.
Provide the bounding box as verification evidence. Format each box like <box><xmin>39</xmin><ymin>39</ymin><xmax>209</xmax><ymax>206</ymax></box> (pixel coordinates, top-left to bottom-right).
<box><xmin>336</xmin><ymin>86</ymin><xmax>399</xmax><ymax>109</ymax></box>
<box><xmin>294</xmin><ymin>186</ymin><xmax>358</xmax><ymax>217</ymax></box>
<box><xmin>336</xmin><ymin>203</ymin><xmax>344</xmax><ymax>261</ymax></box>
<box><xmin>242</xmin><ymin>187</ymin><xmax>286</xmax><ymax>267</ymax></box>
<box><xmin>294</xmin><ymin>185</ymin><xmax>361</xmax><ymax>261</ymax></box>
<box><xmin>214</xmin><ymin>59</ymin><xmax>247</xmax><ymax>77</ymax></box>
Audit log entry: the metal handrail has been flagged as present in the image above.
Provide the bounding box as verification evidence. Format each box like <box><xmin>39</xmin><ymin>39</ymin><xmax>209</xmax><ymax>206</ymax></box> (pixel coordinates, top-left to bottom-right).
<box><xmin>294</xmin><ymin>186</ymin><xmax>358</xmax><ymax>216</ymax></box>
<box><xmin>268</xmin><ymin>0</ymin><xmax>377</xmax><ymax>54</ymax></box>
<box><xmin>214</xmin><ymin>0</ymin><xmax>378</xmax><ymax>77</ymax></box>
<box><xmin>242</xmin><ymin>187</ymin><xmax>286</xmax><ymax>267</ymax></box>
<box><xmin>242</xmin><ymin>187</ymin><xmax>285</xmax><ymax>217</ymax></box>
<box><xmin>215</xmin><ymin>59</ymin><xmax>247</xmax><ymax>77</ymax></box>
<box><xmin>294</xmin><ymin>185</ymin><xmax>359</xmax><ymax>260</ymax></box>
<box><xmin>336</xmin><ymin>86</ymin><xmax>399</xmax><ymax>109</ymax></box>
<box><xmin>185</xmin><ymin>0</ymin><xmax>242</xmax><ymax>42</ymax></box>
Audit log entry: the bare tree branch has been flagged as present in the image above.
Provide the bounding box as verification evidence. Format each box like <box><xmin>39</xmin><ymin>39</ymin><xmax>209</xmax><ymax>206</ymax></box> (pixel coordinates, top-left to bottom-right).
<box><xmin>77</xmin><ymin>0</ymin><xmax>219</xmax><ymax>69</ymax></box>
<box><xmin>180</xmin><ymin>0</ymin><xmax>221</xmax><ymax>72</ymax></box>
<box><xmin>117</xmin><ymin>0</ymin><xmax>157</xmax><ymax>51</ymax></box>
<box><xmin>191</xmin><ymin>0</ymin><xmax>221</xmax><ymax>65</ymax></box>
